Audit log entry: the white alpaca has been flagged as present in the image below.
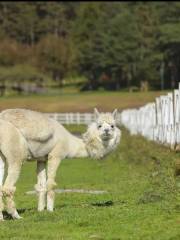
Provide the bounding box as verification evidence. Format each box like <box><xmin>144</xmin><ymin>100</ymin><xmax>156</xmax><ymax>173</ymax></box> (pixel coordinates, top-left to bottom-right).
<box><xmin>0</xmin><ymin>108</ymin><xmax>121</xmax><ymax>220</ymax></box>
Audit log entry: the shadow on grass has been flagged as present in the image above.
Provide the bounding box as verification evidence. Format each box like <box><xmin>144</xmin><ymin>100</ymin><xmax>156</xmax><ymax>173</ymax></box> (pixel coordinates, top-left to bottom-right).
<box><xmin>91</xmin><ymin>200</ymin><xmax>114</xmax><ymax>207</ymax></box>
<box><xmin>2</xmin><ymin>200</ymin><xmax>127</xmax><ymax>220</ymax></box>
<box><xmin>56</xmin><ymin>200</ymin><xmax>127</xmax><ymax>209</ymax></box>
<box><xmin>2</xmin><ymin>208</ymin><xmax>33</xmax><ymax>220</ymax></box>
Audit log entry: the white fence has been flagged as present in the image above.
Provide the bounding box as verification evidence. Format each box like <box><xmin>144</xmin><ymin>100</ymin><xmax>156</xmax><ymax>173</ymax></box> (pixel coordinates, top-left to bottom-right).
<box><xmin>120</xmin><ymin>83</ymin><xmax>180</xmax><ymax>150</ymax></box>
<box><xmin>45</xmin><ymin>113</ymin><xmax>95</xmax><ymax>125</ymax></box>
<box><xmin>45</xmin><ymin>112</ymin><xmax>122</xmax><ymax>125</ymax></box>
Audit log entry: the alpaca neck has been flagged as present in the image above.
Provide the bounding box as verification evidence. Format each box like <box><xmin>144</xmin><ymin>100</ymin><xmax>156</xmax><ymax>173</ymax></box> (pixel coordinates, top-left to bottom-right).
<box><xmin>71</xmin><ymin>135</ymin><xmax>106</xmax><ymax>159</ymax></box>
<box><xmin>68</xmin><ymin>134</ymin><xmax>89</xmax><ymax>158</ymax></box>
<box><xmin>82</xmin><ymin>128</ymin><xmax>108</xmax><ymax>159</ymax></box>
<box><xmin>84</xmin><ymin>136</ymin><xmax>107</xmax><ymax>159</ymax></box>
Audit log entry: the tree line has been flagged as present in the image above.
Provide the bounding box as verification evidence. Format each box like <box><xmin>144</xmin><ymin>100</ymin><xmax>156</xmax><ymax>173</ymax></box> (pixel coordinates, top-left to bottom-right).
<box><xmin>0</xmin><ymin>1</ymin><xmax>180</xmax><ymax>93</ymax></box>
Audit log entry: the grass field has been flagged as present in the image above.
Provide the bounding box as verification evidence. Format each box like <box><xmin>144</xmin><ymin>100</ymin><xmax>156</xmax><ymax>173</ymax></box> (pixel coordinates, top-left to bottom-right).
<box><xmin>0</xmin><ymin>90</ymin><xmax>169</xmax><ymax>113</ymax></box>
<box><xmin>0</xmin><ymin>125</ymin><xmax>179</xmax><ymax>240</ymax></box>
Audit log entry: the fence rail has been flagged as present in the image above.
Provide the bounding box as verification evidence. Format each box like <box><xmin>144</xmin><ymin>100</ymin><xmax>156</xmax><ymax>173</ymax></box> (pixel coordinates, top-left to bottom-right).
<box><xmin>45</xmin><ymin>112</ymin><xmax>122</xmax><ymax>126</ymax></box>
<box><xmin>120</xmin><ymin>83</ymin><xmax>180</xmax><ymax>150</ymax></box>
<box><xmin>44</xmin><ymin>112</ymin><xmax>95</xmax><ymax>125</ymax></box>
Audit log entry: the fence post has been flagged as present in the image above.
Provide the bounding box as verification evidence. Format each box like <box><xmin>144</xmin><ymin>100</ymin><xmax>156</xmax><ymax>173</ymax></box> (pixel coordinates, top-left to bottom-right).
<box><xmin>119</xmin><ymin>83</ymin><xmax>180</xmax><ymax>151</ymax></box>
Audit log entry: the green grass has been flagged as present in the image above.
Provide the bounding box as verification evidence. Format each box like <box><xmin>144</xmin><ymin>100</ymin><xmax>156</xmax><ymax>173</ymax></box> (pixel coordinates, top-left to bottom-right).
<box><xmin>0</xmin><ymin>90</ymin><xmax>169</xmax><ymax>113</ymax></box>
<box><xmin>0</xmin><ymin>126</ymin><xmax>179</xmax><ymax>240</ymax></box>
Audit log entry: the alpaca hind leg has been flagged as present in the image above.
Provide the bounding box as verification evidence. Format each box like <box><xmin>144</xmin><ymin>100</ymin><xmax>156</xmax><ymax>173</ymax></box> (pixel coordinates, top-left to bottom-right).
<box><xmin>0</xmin><ymin>157</ymin><xmax>5</xmax><ymax>221</ymax></box>
<box><xmin>3</xmin><ymin>162</ymin><xmax>22</xmax><ymax>219</ymax></box>
<box><xmin>47</xmin><ymin>155</ymin><xmax>62</xmax><ymax>212</ymax></box>
<box><xmin>35</xmin><ymin>161</ymin><xmax>47</xmax><ymax>211</ymax></box>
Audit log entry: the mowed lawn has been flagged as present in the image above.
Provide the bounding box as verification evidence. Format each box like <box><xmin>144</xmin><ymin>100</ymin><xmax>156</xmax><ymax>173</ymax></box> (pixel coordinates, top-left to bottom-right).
<box><xmin>0</xmin><ymin>125</ymin><xmax>179</xmax><ymax>240</ymax></box>
<box><xmin>0</xmin><ymin>90</ymin><xmax>169</xmax><ymax>112</ymax></box>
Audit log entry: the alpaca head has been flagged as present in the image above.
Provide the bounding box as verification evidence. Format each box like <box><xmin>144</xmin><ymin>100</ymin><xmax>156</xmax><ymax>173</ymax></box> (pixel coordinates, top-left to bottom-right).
<box><xmin>83</xmin><ymin>108</ymin><xmax>121</xmax><ymax>159</ymax></box>
<box><xmin>93</xmin><ymin>108</ymin><xmax>118</xmax><ymax>141</ymax></box>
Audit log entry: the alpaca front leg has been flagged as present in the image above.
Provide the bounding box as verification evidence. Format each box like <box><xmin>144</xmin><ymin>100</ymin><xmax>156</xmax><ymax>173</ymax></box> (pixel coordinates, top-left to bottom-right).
<box><xmin>0</xmin><ymin>157</ymin><xmax>5</xmax><ymax>221</ymax></box>
<box><xmin>35</xmin><ymin>161</ymin><xmax>47</xmax><ymax>211</ymax></box>
<box><xmin>47</xmin><ymin>189</ymin><xmax>55</xmax><ymax>212</ymax></box>
<box><xmin>47</xmin><ymin>155</ymin><xmax>62</xmax><ymax>212</ymax></box>
<box><xmin>3</xmin><ymin>163</ymin><xmax>22</xmax><ymax>219</ymax></box>
<box><xmin>3</xmin><ymin>186</ymin><xmax>21</xmax><ymax>219</ymax></box>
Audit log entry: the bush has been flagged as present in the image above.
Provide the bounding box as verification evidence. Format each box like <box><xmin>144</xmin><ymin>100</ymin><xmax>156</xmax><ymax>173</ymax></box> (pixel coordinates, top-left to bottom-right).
<box><xmin>0</xmin><ymin>38</ymin><xmax>30</xmax><ymax>66</ymax></box>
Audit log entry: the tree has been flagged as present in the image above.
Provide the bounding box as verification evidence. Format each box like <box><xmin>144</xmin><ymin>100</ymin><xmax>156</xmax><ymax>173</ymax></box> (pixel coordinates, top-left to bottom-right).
<box><xmin>101</xmin><ymin>3</ymin><xmax>139</xmax><ymax>89</ymax></box>
<box><xmin>35</xmin><ymin>34</ymin><xmax>74</xmax><ymax>86</ymax></box>
<box><xmin>73</xmin><ymin>2</ymin><xmax>139</xmax><ymax>90</ymax></box>
<box><xmin>156</xmin><ymin>2</ymin><xmax>180</xmax><ymax>89</ymax></box>
<box><xmin>132</xmin><ymin>2</ymin><xmax>160</xmax><ymax>89</ymax></box>
<box><xmin>0</xmin><ymin>2</ymin><xmax>38</xmax><ymax>45</ymax></box>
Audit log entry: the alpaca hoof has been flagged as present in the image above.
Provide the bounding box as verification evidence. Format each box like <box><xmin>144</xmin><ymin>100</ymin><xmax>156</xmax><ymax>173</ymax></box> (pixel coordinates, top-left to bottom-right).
<box><xmin>38</xmin><ymin>207</ymin><xmax>45</xmax><ymax>212</ymax></box>
<box><xmin>47</xmin><ymin>208</ymin><xmax>54</xmax><ymax>212</ymax></box>
<box><xmin>11</xmin><ymin>211</ymin><xmax>23</xmax><ymax>220</ymax></box>
<box><xmin>0</xmin><ymin>213</ymin><xmax>4</xmax><ymax>221</ymax></box>
<box><xmin>13</xmin><ymin>215</ymin><xmax>23</xmax><ymax>220</ymax></box>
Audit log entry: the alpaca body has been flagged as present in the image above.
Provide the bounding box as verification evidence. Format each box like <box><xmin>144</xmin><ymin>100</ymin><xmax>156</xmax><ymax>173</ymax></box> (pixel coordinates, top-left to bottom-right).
<box><xmin>0</xmin><ymin>109</ymin><xmax>87</xmax><ymax>160</ymax></box>
<box><xmin>0</xmin><ymin>108</ymin><xmax>121</xmax><ymax>220</ymax></box>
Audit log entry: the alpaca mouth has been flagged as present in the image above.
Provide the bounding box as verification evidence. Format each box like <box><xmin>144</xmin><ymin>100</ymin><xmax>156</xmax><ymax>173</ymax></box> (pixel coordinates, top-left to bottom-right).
<box><xmin>102</xmin><ymin>133</ymin><xmax>112</xmax><ymax>140</ymax></box>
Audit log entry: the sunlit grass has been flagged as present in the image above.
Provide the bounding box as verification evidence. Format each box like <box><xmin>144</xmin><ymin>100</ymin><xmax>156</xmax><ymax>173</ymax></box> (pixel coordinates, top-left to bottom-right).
<box><xmin>0</xmin><ymin>126</ymin><xmax>179</xmax><ymax>240</ymax></box>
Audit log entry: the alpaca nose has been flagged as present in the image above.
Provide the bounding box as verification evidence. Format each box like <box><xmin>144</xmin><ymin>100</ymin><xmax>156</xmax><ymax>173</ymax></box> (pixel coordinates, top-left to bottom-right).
<box><xmin>104</xmin><ymin>128</ymin><xmax>109</xmax><ymax>134</ymax></box>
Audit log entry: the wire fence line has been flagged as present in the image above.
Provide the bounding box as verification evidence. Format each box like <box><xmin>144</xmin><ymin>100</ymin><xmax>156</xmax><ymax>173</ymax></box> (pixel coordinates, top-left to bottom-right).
<box><xmin>120</xmin><ymin>83</ymin><xmax>180</xmax><ymax>150</ymax></box>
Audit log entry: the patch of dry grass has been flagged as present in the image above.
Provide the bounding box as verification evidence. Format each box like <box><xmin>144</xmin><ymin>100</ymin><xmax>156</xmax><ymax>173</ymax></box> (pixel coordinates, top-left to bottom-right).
<box><xmin>0</xmin><ymin>90</ymin><xmax>168</xmax><ymax>113</ymax></box>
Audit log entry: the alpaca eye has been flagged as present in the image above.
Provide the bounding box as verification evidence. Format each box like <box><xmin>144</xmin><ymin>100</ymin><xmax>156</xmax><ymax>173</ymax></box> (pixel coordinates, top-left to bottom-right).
<box><xmin>98</xmin><ymin>125</ymin><xmax>102</xmax><ymax>129</ymax></box>
<box><xmin>111</xmin><ymin>125</ymin><xmax>114</xmax><ymax>129</ymax></box>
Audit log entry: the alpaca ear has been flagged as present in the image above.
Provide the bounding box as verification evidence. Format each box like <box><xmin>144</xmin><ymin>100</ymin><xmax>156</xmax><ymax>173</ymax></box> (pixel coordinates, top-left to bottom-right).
<box><xmin>94</xmin><ymin>108</ymin><xmax>100</xmax><ymax>120</ymax></box>
<box><xmin>112</xmin><ymin>109</ymin><xmax>118</xmax><ymax>120</ymax></box>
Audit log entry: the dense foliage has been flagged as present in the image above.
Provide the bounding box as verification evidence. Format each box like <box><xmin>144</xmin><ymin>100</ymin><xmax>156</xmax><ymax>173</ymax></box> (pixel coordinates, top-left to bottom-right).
<box><xmin>0</xmin><ymin>1</ymin><xmax>180</xmax><ymax>92</ymax></box>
